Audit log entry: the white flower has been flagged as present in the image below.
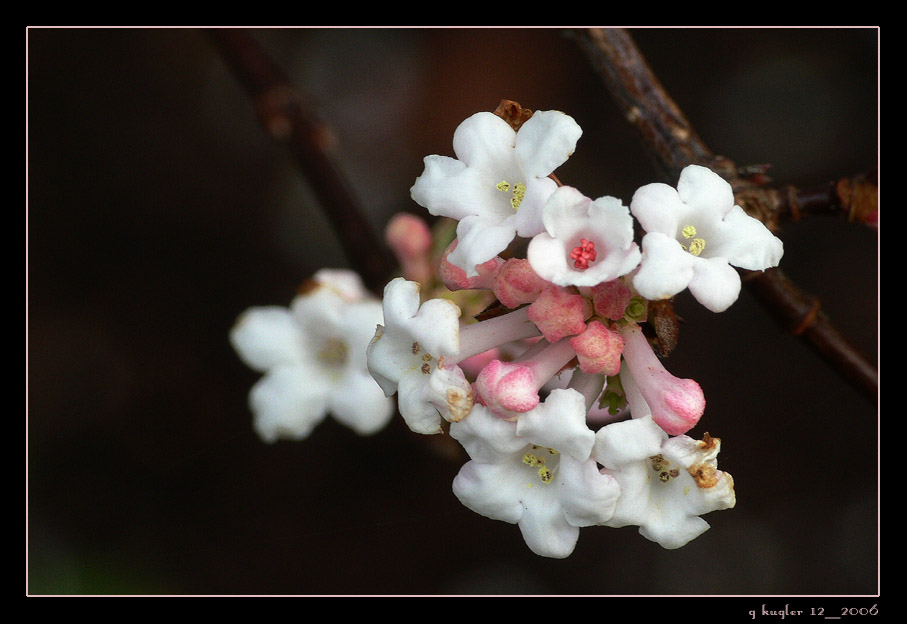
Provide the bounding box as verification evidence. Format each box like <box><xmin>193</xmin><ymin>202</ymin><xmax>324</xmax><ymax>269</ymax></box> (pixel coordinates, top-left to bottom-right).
<box><xmin>410</xmin><ymin>110</ymin><xmax>582</xmax><ymax>276</ymax></box>
<box><xmin>593</xmin><ymin>415</ymin><xmax>736</xmax><ymax>549</ymax></box>
<box><xmin>527</xmin><ymin>186</ymin><xmax>641</xmax><ymax>287</ymax></box>
<box><xmin>229</xmin><ymin>269</ymin><xmax>395</xmax><ymax>442</ymax></box>
<box><xmin>450</xmin><ymin>403</ymin><xmax>619</xmax><ymax>559</ymax></box>
<box><xmin>366</xmin><ymin>278</ymin><xmax>473</xmax><ymax>435</ymax></box>
<box><xmin>630</xmin><ymin>164</ymin><xmax>784</xmax><ymax>312</ymax></box>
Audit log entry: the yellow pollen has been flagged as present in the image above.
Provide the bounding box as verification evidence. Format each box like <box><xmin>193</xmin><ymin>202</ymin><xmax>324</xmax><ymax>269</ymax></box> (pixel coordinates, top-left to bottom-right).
<box><xmin>317</xmin><ymin>338</ymin><xmax>348</xmax><ymax>367</ymax></box>
<box><xmin>496</xmin><ymin>179</ymin><xmax>526</xmax><ymax>211</ymax></box>
<box><xmin>538</xmin><ymin>467</ymin><xmax>553</xmax><ymax>484</ymax></box>
<box><xmin>522</xmin><ymin>453</ymin><xmax>540</xmax><ymax>467</ymax></box>
<box><xmin>680</xmin><ymin>225</ymin><xmax>706</xmax><ymax>256</ymax></box>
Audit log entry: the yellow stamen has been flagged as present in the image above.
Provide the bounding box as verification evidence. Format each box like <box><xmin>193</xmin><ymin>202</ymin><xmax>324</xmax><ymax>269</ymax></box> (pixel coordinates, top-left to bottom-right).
<box><xmin>680</xmin><ymin>225</ymin><xmax>706</xmax><ymax>256</ymax></box>
<box><xmin>496</xmin><ymin>179</ymin><xmax>526</xmax><ymax>211</ymax></box>
<box><xmin>688</xmin><ymin>238</ymin><xmax>706</xmax><ymax>256</ymax></box>
<box><xmin>317</xmin><ymin>338</ymin><xmax>348</xmax><ymax>367</ymax></box>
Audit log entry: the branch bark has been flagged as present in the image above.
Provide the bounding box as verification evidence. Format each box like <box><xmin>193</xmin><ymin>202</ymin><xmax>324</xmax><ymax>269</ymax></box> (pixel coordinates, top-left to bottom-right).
<box><xmin>572</xmin><ymin>27</ymin><xmax>877</xmax><ymax>402</ymax></box>
<box><xmin>205</xmin><ymin>28</ymin><xmax>394</xmax><ymax>295</ymax></box>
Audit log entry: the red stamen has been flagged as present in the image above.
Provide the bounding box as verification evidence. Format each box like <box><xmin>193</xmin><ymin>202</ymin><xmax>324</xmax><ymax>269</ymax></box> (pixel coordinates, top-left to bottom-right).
<box><xmin>570</xmin><ymin>239</ymin><xmax>597</xmax><ymax>270</ymax></box>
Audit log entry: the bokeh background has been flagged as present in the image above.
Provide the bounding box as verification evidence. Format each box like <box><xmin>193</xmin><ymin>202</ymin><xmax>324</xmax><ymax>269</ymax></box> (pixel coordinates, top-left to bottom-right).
<box><xmin>27</xmin><ymin>27</ymin><xmax>878</xmax><ymax>595</ymax></box>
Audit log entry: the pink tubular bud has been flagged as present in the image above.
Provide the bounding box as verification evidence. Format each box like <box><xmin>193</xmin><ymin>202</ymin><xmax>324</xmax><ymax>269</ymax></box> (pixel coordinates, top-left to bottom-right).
<box><xmin>493</xmin><ymin>258</ymin><xmax>548</xmax><ymax>308</ymax></box>
<box><xmin>591</xmin><ymin>279</ymin><xmax>634</xmax><ymax>321</ymax></box>
<box><xmin>526</xmin><ymin>285</ymin><xmax>591</xmax><ymax>343</ymax></box>
<box><xmin>457</xmin><ymin>347</ymin><xmax>501</xmax><ymax>378</ymax></box>
<box><xmin>570</xmin><ymin>320</ymin><xmax>625</xmax><ymax>376</ymax></box>
<box><xmin>474</xmin><ymin>338</ymin><xmax>578</xmax><ymax>418</ymax></box>
<box><xmin>474</xmin><ymin>359</ymin><xmax>540</xmax><ymax>415</ymax></box>
<box><xmin>385</xmin><ymin>213</ymin><xmax>433</xmax><ymax>283</ymax></box>
<box><xmin>619</xmin><ymin>325</ymin><xmax>705</xmax><ymax>436</ymax></box>
<box><xmin>439</xmin><ymin>239</ymin><xmax>503</xmax><ymax>291</ymax></box>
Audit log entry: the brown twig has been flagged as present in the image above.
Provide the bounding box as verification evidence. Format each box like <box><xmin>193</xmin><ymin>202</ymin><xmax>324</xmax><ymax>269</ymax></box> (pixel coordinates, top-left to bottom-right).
<box><xmin>205</xmin><ymin>28</ymin><xmax>394</xmax><ymax>295</ymax></box>
<box><xmin>572</xmin><ymin>27</ymin><xmax>878</xmax><ymax>402</ymax></box>
<box><xmin>777</xmin><ymin>173</ymin><xmax>879</xmax><ymax>227</ymax></box>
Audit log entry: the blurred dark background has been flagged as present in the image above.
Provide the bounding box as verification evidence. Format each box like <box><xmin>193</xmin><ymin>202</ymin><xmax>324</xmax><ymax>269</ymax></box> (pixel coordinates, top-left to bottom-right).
<box><xmin>27</xmin><ymin>27</ymin><xmax>878</xmax><ymax>595</ymax></box>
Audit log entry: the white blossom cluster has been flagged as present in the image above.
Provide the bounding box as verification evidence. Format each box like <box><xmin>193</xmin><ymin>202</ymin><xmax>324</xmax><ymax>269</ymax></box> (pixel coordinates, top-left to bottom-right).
<box><xmin>230</xmin><ymin>107</ymin><xmax>783</xmax><ymax>558</ymax></box>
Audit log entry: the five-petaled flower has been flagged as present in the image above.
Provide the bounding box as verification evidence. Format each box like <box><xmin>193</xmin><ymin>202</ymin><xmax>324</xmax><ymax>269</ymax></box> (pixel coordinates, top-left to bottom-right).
<box><xmin>593</xmin><ymin>414</ymin><xmax>736</xmax><ymax>549</ymax></box>
<box><xmin>451</xmin><ymin>402</ymin><xmax>620</xmax><ymax>559</ymax></box>
<box><xmin>630</xmin><ymin>164</ymin><xmax>784</xmax><ymax>312</ymax></box>
<box><xmin>230</xmin><ymin>269</ymin><xmax>395</xmax><ymax>442</ymax></box>
<box><xmin>527</xmin><ymin>185</ymin><xmax>641</xmax><ymax>288</ymax></box>
<box><xmin>410</xmin><ymin>110</ymin><xmax>582</xmax><ymax>276</ymax></box>
<box><xmin>366</xmin><ymin>277</ymin><xmax>473</xmax><ymax>435</ymax></box>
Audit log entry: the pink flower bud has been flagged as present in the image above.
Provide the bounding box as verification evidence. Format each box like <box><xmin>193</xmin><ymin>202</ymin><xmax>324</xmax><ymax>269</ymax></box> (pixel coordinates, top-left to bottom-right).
<box><xmin>458</xmin><ymin>347</ymin><xmax>502</xmax><ymax>378</ymax></box>
<box><xmin>439</xmin><ymin>239</ymin><xmax>503</xmax><ymax>291</ymax></box>
<box><xmin>492</xmin><ymin>258</ymin><xmax>548</xmax><ymax>308</ymax></box>
<box><xmin>473</xmin><ymin>338</ymin><xmax>578</xmax><ymax>418</ymax></box>
<box><xmin>526</xmin><ymin>285</ymin><xmax>591</xmax><ymax>343</ymax></box>
<box><xmin>474</xmin><ymin>359</ymin><xmax>540</xmax><ymax>415</ymax></box>
<box><xmin>620</xmin><ymin>325</ymin><xmax>705</xmax><ymax>436</ymax></box>
<box><xmin>591</xmin><ymin>279</ymin><xmax>634</xmax><ymax>321</ymax></box>
<box><xmin>570</xmin><ymin>320</ymin><xmax>625</xmax><ymax>376</ymax></box>
<box><xmin>385</xmin><ymin>213</ymin><xmax>433</xmax><ymax>282</ymax></box>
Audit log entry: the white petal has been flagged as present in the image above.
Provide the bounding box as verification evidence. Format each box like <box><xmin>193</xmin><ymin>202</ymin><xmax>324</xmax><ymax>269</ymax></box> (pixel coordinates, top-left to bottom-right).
<box><xmin>291</xmin><ymin>287</ymin><xmax>346</xmax><ymax>336</ymax></box>
<box><xmin>449</xmin><ymin>404</ymin><xmax>525</xmax><ymax>463</ymax></box>
<box><xmin>410</xmin><ymin>297</ymin><xmax>462</xmax><ymax>358</ymax></box>
<box><xmin>229</xmin><ymin>306</ymin><xmax>304</xmax><ymax>372</ymax></box>
<box><xmin>380</xmin><ymin>277</ymin><xmax>421</xmax><ymax>328</ymax></box>
<box><xmin>640</xmin><ymin>515</ymin><xmax>711</xmax><ymax>550</ymax></box>
<box><xmin>590</xmin><ymin>195</ymin><xmax>637</xmax><ymax>246</ymax></box>
<box><xmin>710</xmin><ymin>205</ymin><xmax>784</xmax><ymax>271</ymax></box>
<box><xmin>396</xmin><ymin>371</ymin><xmax>446</xmax><ymax>434</ymax></box>
<box><xmin>411</xmin><ymin>155</ymin><xmax>505</xmax><ymax>222</ymax></box>
<box><xmin>556</xmin><ymin>455</ymin><xmax>621</xmax><ymax>528</ymax></box>
<box><xmin>366</xmin><ymin>324</ymin><xmax>410</xmax><ymax>394</ymax></box>
<box><xmin>452</xmin><ymin>111</ymin><xmax>517</xmax><ymax>171</ymax></box>
<box><xmin>395</xmin><ymin>363</ymin><xmax>472</xmax><ymax>435</ymax></box>
<box><xmin>511</xmin><ymin>175</ymin><xmax>558</xmax><ymax>238</ymax></box>
<box><xmin>630</xmin><ymin>182</ymin><xmax>684</xmax><ymax>236</ymax></box>
<box><xmin>541</xmin><ymin>184</ymin><xmax>589</xmax><ymax>240</ymax></box>
<box><xmin>677</xmin><ymin>164</ymin><xmax>735</xmax><ymax>219</ymax></box>
<box><xmin>593</xmin><ymin>415</ymin><xmax>666</xmax><ymax>470</ymax></box>
<box><xmin>515</xmin><ymin>388</ymin><xmax>595</xmax><ymax>461</ymax></box>
<box><xmin>517</xmin><ymin>496</ymin><xmax>581</xmax><ymax>559</ymax></box>
<box><xmin>329</xmin><ymin>374</ymin><xmax>395</xmax><ymax>436</ymax></box>
<box><xmin>248</xmin><ymin>365</ymin><xmax>331</xmax><ymax>443</ymax></box>
<box><xmin>687</xmin><ymin>256</ymin><xmax>743</xmax><ymax>313</ymax></box>
<box><xmin>311</xmin><ymin>268</ymin><xmax>370</xmax><ymax>301</ymax></box>
<box><xmin>632</xmin><ymin>233</ymin><xmax>696</xmax><ymax>301</ymax></box>
<box><xmin>514</xmin><ymin>110</ymin><xmax>582</xmax><ymax>179</ymax></box>
<box><xmin>448</xmin><ymin>214</ymin><xmax>518</xmax><ymax>277</ymax></box>
<box><xmin>451</xmin><ymin>459</ymin><xmax>525</xmax><ymax>524</ymax></box>
<box><xmin>339</xmin><ymin>300</ymin><xmax>385</xmax><ymax>370</ymax></box>
<box><xmin>526</xmin><ymin>232</ymin><xmax>572</xmax><ymax>284</ymax></box>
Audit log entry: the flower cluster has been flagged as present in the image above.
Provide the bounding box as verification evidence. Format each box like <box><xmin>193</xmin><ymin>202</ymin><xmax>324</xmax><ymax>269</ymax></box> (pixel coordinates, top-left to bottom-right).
<box><xmin>230</xmin><ymin>104</ymin><xmax>783</xmax><ymax>559</ymax></box>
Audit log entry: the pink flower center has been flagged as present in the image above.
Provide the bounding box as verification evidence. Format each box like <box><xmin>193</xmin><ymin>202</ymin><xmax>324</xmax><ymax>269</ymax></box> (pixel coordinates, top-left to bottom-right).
<box><xmin>570</xmin><ymin>239</ymin><xmax>597</xmax><ymax>270</ymax></box>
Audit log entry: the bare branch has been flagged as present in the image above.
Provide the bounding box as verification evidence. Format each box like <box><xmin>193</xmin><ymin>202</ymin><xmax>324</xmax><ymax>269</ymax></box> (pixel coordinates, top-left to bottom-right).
<box><xmin>572</xmin><ymin>27</ymin><xmax>877</xmax><ymax>402</ymax></box>
<box><xmin>205</xmin><ymin>28</ymin><xmax>394</xmax><ymax>295</ymax></box>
